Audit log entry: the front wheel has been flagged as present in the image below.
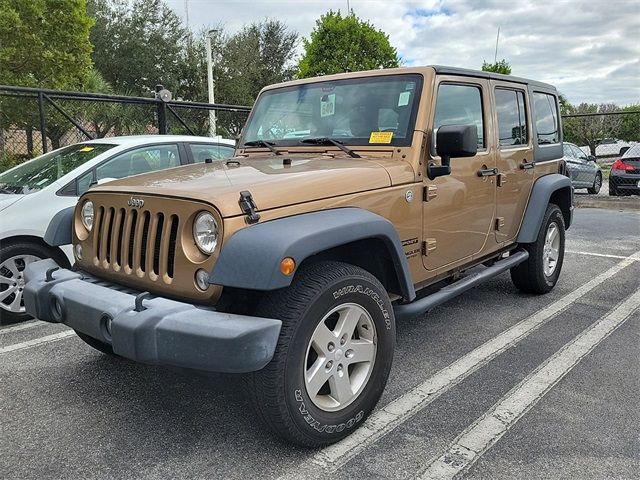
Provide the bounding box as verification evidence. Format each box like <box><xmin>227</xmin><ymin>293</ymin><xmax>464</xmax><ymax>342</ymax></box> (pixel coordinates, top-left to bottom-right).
<box><xmin>0</xmin><ymin>242</ymin><xmax>67</xmax><ymax>325</ymax></box>
<box><xmin>511</xmin><ymin>203</ymin><xmax>565</xmax><ymax>294</ymax></box>
<box><xmin>247</xmin><ymin>261</ymin><xmax>395</xmax><ymax>447</ymax></box>
<box><xmin>587</xmin><ymin>172</ymin><xmax>602</xmax><ymax>194</ymax></box>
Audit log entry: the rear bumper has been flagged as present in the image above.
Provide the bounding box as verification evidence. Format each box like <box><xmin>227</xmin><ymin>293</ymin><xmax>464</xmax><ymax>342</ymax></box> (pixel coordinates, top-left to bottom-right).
<box><xmin>610</xmin><ymin>172</ymin><xmax>640</xmax><ymax>193</ymax></box>
<box><xmin>23</xmin><ymin>259</ymin><xmax>281</xmax><ymax>373</ymax></box>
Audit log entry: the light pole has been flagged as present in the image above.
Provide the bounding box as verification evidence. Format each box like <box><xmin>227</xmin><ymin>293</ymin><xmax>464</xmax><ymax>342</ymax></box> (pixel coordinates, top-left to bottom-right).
<box><xmin>205</xmin><ymin>29</ymin><xmax>218</xmax><ymax>137</ymax></box>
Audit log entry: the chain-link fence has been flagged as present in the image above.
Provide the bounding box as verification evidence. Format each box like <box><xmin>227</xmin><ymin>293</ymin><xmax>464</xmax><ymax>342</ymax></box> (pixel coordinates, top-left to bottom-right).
<box><xmin>0</xmin><ymin>85</ymin><xmax>251</xmax><ymax>172</ymax></box>
<box><xmin>562</xmin><ymin>110</ymin><xmax>640</xmax><ymax>158</ymax></box>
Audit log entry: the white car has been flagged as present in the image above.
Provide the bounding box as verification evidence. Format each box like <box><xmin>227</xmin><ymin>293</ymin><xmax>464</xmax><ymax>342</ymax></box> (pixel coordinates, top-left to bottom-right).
<box><xmin>0</xmin><ymin>135</ymin><xmax>236</xmax><ymax>323</ymax></box>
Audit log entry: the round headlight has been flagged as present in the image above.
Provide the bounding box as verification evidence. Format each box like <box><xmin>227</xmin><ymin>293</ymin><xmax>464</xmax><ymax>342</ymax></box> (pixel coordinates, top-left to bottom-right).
<box><xmin>193</xmin><ymin>211</ymin><xmax>218</xmax><ymax>254</ymax></box>
<box><xmin>81</xmin><ymin>200</ymin><xmax>94</xmax><ymax>231</ymax></box>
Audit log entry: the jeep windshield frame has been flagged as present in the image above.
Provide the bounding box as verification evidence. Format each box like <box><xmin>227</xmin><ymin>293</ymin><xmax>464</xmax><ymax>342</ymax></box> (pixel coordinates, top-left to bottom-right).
<box><xmin>240</xmin><ymin>73</ymin><xmax>424</xmax><ymax>149</ymax></box>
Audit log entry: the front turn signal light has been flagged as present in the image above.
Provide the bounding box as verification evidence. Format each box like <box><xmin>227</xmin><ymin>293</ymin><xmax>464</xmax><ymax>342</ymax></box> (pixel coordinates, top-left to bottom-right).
<box><xmin>280</xmin><ymin>257</ymin><xmax>296</xmax><ymax>276</ymax></box>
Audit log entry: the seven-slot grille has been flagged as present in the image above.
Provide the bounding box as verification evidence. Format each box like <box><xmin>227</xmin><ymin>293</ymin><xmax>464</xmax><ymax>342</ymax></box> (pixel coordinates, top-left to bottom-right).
<box><xmin>93</xmin><ymin>206</ymin><xmax>179</xmax><ymax>282</ymax></box>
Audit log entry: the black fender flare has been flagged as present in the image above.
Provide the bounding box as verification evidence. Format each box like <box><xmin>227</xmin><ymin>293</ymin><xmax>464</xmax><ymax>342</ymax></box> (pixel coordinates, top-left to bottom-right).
<box><xmin>44</xmin><ymin>206</ymin><xmax>75</xmax><ymax>247</ymax></box>
<box><xmin>210</xmin><ymin>208</ymin><xmax>416</xmax><ymax>301</ymax></box>
<box><xmin>517</xmin><ymin>174</ymin><xmax>573</xmax><ymax>243</ymax></box>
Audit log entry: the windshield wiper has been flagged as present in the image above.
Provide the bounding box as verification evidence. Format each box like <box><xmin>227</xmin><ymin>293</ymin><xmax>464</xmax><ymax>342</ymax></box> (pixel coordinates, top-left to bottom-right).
<box><xmin>243</xmin><ymin>140</ymin><xmax>282</xmax><ymax>155</ymax></box>
<box><xmin>299</xmin><ymin>138</ymin><xmax>361</xmax><ymax>158</ymax></box>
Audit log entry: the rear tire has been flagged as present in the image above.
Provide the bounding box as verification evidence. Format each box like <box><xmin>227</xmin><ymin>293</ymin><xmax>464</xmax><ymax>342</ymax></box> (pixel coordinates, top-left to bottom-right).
<box><xmin>511</xmin><ymin>203</ymin><xmax>565</xmax><ymax>294</ymax></box>
<box><xmin>587</xmin><ymin>172</ymin><xmax>602</xmax><ymax>194</ymax></box>
<box><xmin>75</xmin><ymin>331</ymin><xmax>115</xmax><ymax>355</ymax></box>
<box><xmin>246</xmin><ymin>261</ymin><xmax>395</xmax><ymax>447</ymax></box>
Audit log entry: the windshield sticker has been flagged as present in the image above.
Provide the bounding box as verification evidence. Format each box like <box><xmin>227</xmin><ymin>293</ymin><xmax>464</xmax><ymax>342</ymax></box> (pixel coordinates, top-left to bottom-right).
<box><xmin>369</xmin><ymin>131</ymin><xmax>394</xmax><ymax>144</ymax></box>
<box><xmin>320</xmin><ymin>93</ymin><xmax>336</xmax><ymax>117</ymax></box>
<box><xmin>398</xmin><ymin>91</ymin><xmax>411</xmax><ymax>107</ymax></box>
<box><xmin>79</xmin><ymin>146</ymin><xmax>94</xmax><ymax>152</ymax></box>
<box><xmin>406</xmin><ymin>82</ymin><xmax>415</xmax><ymax>90</ymax></box>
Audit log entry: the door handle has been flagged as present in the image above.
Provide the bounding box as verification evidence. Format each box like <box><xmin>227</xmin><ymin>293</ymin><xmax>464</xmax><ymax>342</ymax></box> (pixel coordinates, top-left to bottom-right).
<box><xmin>520</xmin><ymin>160</ymin><xmax>536</xmax><ymax>170</ymax></box>
<box><xmin>477</xmin><ymin>167</ymin><xmax>498</xmax><ymax>177</ymax></box>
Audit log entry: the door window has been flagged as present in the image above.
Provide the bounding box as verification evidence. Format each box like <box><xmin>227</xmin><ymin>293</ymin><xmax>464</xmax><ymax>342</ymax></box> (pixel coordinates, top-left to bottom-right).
<box><xmin>77</xmin><ymin>144</ymin><xmax>180</xmax><ymax>194</ymax></box>
<box><xmin>532</xmin><ymin>92</ymin><xmax>559</xmax><ymax>144</ymax></box>
<box><xmin>189</xmin><ymin>143</ymin><xmax>235</xmax><ymax>162</ymax></box>
<box><xmin>434</xmin><ymin>84</ymin><xmax>485</xmax><ymax>149</ymax></box>
<box><xmin>495</xmin><ymin>88</ymin><xmax>528</xmax><ymax>147</ymax></box>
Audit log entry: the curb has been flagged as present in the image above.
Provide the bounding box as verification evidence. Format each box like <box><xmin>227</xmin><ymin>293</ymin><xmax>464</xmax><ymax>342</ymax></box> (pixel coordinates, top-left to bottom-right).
<box><xmin>574</xmin><ymin>195</ymin><xmax>639</xmax><ymax>211</ymax></box>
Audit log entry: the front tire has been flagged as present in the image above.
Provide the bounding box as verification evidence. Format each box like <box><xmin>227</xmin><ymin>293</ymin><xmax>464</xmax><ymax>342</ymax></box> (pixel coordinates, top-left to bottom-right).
<box><xmin>0</xmin><ymin>241</ymin><xmax>68</xmax><ymax>325</ymax></box>
<box><xmin>247</xmin><ymin>261</ymin><xmax>395</xmax><ymax>447</ymax></box>
<box><xmin>587</xmin><ymin>172</ymin><xmax>602</xmax><ymax>194</ymax></box>
<box><xmin>511</xmin><ymin>203</ymin><xmax>565</xmax><ymax>294</ymax></box>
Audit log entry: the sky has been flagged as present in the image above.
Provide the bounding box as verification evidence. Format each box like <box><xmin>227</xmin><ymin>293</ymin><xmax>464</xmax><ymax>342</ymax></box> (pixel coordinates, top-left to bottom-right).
<box><xmin>166</xmin><ymin>0</ymin><xmax>640</xmax><ymax>106</ymax></box>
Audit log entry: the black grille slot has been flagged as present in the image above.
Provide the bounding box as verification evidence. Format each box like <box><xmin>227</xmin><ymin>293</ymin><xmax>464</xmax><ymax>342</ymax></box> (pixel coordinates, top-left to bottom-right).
<box><xmin>152</xmin><ymin>213</ymin><xmax>164</xmax><ymax>275</ymax></box>
<box><xmin>116</xmin><ymin>209</ymin><xmax>125</xmax><ymax>267</ymax></box>
<box><xmin>128</xmin><ymin>209</ymin><xmax>138</xmax><ymax>269</ymax></box>
<box><xmin>140</xmin><ymin>211</ymin><xmax>150</xmax><ymax>272</ymax></box>
<box><xmin>105</xmin><ymin>208</ymin><xmax>115</xmax><ymax>263</ymax></box>
<box><xmin>96</xmin><ymin>207</ymin><xmax>105</xmax><ymax>260</ymax></box>
<box><xmin>167</xmin><ymin>215</ymin><xmax>179</xmax><ymax>279</ymax></box>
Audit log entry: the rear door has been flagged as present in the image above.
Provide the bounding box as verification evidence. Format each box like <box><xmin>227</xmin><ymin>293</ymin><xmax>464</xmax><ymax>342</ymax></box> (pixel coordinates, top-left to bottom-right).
<box><xmin>422</xmin><ymin>77</ymin><xmax>496</xmax><ymax>271</ymax></box>
<box><xmin>491</xmin><ymin>82</ymin><xmax>535</xmax><ymax>244</ymax></box>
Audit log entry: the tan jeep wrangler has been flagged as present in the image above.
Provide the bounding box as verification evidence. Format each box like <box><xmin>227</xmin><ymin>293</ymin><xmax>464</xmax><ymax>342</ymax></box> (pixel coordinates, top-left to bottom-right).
<box><xmin>25</xmin><ymin>66</ymin><xmax>572</xmax><ymax>447</ymax></box>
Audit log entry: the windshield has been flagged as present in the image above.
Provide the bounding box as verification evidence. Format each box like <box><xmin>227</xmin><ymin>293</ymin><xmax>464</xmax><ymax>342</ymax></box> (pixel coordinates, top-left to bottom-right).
<box><xmin>241</xmin><ymin>74</ymin><xmax>423</xmax><ymax>148</ymax></box>
<box><xmin>0</xmin><ymin>143</ymin><xmax>115</xmax><ymax>194</ymax></box>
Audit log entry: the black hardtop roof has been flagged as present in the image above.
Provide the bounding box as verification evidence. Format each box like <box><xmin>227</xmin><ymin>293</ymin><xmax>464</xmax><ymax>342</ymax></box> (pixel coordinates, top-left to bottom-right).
<box><xmin>431</xmin><ymin>65</ymin><xmax>557</xmax><ymax>92</ymax></box>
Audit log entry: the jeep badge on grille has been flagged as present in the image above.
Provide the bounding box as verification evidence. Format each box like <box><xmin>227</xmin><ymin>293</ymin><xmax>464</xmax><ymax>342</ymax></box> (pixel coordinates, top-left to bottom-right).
<box><xmin>128</xmin><ymin>197</ymin><xmax>144</xmax><ymax>208</ymax></box>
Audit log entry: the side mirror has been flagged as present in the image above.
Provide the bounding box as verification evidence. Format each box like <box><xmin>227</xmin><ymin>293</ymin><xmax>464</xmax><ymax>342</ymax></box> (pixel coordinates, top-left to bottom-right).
<box><xmin>587</xmin><ymin>155</ymin><xmax>597</xmax><ymax>162</ymax></box>
<box><xmin>428</xmin><ymin>124</ymin><xmax>478</xmax><ymax>180</ymax></box>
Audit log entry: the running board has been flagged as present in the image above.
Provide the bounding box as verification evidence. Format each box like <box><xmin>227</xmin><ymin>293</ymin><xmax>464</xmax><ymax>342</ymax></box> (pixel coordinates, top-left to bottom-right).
<box><xmin>393</xmin><ymin>250</ymin><xmax>529</xmax><ymax>321</ymax></box>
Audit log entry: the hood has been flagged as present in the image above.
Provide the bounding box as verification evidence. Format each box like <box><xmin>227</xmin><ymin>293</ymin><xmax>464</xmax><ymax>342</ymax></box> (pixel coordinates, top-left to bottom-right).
<box><xmin>0</xmin><ymin>194</ymin><xmax>24</xmax><ymax>212</ymax></box>
<box><xmin>89</xmin><ymin>154</ymin><xmax>409</xmax><ymax>217</ymax></box>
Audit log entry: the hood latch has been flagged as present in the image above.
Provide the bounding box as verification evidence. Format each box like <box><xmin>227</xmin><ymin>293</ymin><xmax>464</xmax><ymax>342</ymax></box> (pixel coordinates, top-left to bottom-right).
<box><xmin>239</xmin><ymin>190</ymin><xmax>260</xmax><ymax>224</ymax></box>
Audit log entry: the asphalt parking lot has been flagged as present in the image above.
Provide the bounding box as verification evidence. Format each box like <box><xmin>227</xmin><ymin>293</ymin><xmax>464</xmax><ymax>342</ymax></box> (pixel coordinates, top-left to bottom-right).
<box><xmin>1</xmin><ymin>207</ymin><xmax>639</xmax><ymax>480</ymax></box>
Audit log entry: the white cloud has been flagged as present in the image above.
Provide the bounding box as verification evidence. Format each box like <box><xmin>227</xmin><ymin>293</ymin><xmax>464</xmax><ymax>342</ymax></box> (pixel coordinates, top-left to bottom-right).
<box><xmin>168</xmin><ymin>0</ymin><xmax>640</xmax><ymax>105</ymax></box>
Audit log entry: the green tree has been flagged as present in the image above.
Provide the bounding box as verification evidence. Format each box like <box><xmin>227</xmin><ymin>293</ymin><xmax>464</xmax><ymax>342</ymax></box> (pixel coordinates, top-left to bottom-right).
<box><xmin>175</xmin><ymin>22</ymin><xmax>298</xmax><ymax>137</ymax></box>
<box><xmin>88</xmin><ymin>0</ymin><xmax>189</xmax><ymax>95</ymax></box>
<box><xmin>298</xmin><ymin>11</ymin><xmax>400</xmax><ymax>78</ymax></box>
<box><xmin>481</xmin><ymin>59</ymin><xmax>512</xmax><ymax>75</ymax></box>
<box><xmin>563</xmin><ymin>103</ymin><xmax>623</xmax><ymax>156</ymax></box>
<box><xmin>619</xmin><ymin>104</ymin><xmax>640</xmax><ymax>143</ymax></box>
<box><xmin>0</xmin><ymin>0</ymin><xmax>94</xmax><ymax>88</ymax></box>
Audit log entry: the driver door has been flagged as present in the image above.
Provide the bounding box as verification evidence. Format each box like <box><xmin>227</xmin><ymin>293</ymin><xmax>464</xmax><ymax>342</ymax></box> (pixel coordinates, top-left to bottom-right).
<box><xmin>422</xmin><ymin>78</ymin><xmax>496</xmax><ymax>271</ymax></box>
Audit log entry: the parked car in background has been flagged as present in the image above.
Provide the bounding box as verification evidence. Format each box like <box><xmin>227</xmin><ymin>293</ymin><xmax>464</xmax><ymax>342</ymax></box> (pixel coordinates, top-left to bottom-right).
<box><xmin>562</xmin><ymin>142</ymin><xmax>602</xmax><ymax>194</ymax></box>
<box><xmin>610</xmin><ymin>143</ymin><xmax>640</xmax><ymax>196</ymax></box>
<box><xmin>0</xmin><ymin>135</ymin><xmax>235</xmax><ymax>323</ymax></box>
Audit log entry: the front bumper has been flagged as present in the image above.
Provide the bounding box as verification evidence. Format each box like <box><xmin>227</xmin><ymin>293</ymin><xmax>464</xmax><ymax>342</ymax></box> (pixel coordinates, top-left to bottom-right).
<box><xmin>23</xmin><ymin>259</ymin><xmax>281</xmax><ymax>373</ymax></box>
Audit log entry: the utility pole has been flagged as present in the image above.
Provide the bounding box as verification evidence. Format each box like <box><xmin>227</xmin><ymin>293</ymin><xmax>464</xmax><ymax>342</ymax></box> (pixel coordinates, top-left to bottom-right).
<box><xmin>205</xmin><ymin>29</ymin><xmax>217</xmax><ymax>137</ymax></box>
<box><xmin>494</xmin><ymin>26</ymin><xmax>500</xmax><ymax>63</ymax></box>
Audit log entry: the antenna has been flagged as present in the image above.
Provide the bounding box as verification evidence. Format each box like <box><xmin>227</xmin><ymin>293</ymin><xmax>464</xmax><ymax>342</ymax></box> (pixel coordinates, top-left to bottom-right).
<box><xmin>184</xmin><ymin>0</ymin><xmax>190</xmax><ymax>29</ymax></box>
<box><xmin>494</xmin><ymin>26</ymin><xmax>500</xmax><ymax>63</ymax></box>
<box><xmin>347</xmin><ymin>0</ymin><xmax>350</xmax><ymax>12</ymax></box>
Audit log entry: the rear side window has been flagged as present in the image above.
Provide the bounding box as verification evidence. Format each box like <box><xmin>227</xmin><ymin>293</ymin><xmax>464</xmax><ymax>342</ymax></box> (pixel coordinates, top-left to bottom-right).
<box><xmin>495</xmin><ymin>88</ymin><xmax>528</xmax><ymax>147</ymax></box>
<box><xmin>434</xmin><ymin>83</ymin><xmax>485</xmax><ymax>148</ymax></box>
<box><xmin>189</xmin><ymin>143</ymin><xmax>235</xmax><ymax>162</ymax></box>
<box><xmin>532</xmin><ymin>92</ymin><xmax>559</xmax><ymax>144</ymax></box>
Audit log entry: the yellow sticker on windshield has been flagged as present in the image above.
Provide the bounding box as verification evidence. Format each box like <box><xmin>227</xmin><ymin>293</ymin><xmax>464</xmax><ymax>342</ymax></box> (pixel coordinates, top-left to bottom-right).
<box><xmin>369</xmin><ymin>131</ymin><xmax>393</xmax><ymax>144</ymax></box>
<box><xmin>79</xmin><ymin>146</ymin><xmax>94</xmax><ymax>152</ymax></box>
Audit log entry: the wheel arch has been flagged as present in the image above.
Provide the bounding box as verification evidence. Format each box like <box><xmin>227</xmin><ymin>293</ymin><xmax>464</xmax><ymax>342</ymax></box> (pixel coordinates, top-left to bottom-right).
<box><xmin>0</xmin><ymin>234</ymin><xmax>71</xmax><ymax>268</ymax></box>
<box><xmin>518</xmin><ymin>174</ymin><xmax>573</xmax><ymax>244</ymax></box>
<box><xmin>210</xmin><ymin>208</ymin><xmax>416</xmax><ymax>302</ymax></box>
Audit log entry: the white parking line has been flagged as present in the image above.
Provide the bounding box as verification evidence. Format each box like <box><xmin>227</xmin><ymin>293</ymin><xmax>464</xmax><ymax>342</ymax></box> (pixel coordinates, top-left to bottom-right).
<box><xmin>418</xmin><ymin>288</ymin><xmax>640</xmax><ymax>480</ymax></box>
<box><xmin>279</xmin><ymin>249</ymin><xmax>640</xmax><ymax>479</ymax></box>
<box><xmin>566</xmin><ymin>250</ymin><xmax>637</xmax><ymax>261</ymax></box>
<box><xmin>0</xmin><ymin>320</ymin><xmax>45</xmax><ymax>335</ymax></box>
<box><xmin>0</xmin><ymin>331</ymin><xmax>75</xmax><ymax>354</ymax></box>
